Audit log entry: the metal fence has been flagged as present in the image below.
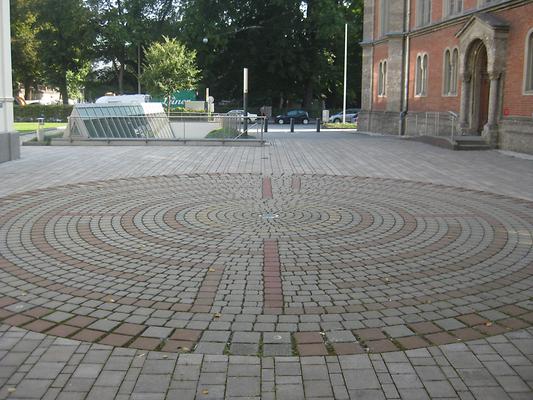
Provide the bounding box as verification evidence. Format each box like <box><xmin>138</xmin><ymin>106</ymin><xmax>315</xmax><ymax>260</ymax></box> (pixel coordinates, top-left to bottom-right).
<box><xmin>64</xmin><ymin>113</ymin><xmax>265</xmax><ymax>142</ymax></box>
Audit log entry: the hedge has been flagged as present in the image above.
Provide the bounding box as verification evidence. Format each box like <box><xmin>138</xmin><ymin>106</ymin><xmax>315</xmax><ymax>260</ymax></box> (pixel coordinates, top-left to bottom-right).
<box><xmin>14</xmin><ymin>105</ymin><xmax>73</xmax><ymax>122</ymax></box>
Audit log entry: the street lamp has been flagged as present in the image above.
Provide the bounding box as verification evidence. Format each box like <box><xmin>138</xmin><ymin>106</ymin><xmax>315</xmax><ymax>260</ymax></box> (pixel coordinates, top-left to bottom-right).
<box><xmin>243</xmin><ymin>68</ymin><xmax>248</xmax><ymax>135</ymax></box>
<box><xmin>342</xmin><ymin>23</ymin><xmax>348</xmax><ymax>124</ymax></box>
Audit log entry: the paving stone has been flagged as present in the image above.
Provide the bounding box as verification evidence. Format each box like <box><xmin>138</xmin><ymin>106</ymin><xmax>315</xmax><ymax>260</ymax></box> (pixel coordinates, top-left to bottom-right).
<box><xmin>297</xmin><ymin>343</ymin><xmax>328</xmax><ymax>356</ymax></box>
<box><xmin>333</xmin><ymin>342</ymin><xmax>365</xmax><ymax>355</ymax></box>
<box><xmin>200</xmin><ymin>331</ymin><xmax>231</xmax><ymax>343</ymax></box>
<box><xmin>231</xmin><ymin>331</ymin><xmax>261</xmax><ymax>343</ymax></box>
<box><xmin>276</xmin><ymin>384</ymin><xmax>305</xmax><ymax>400</ymax></box>
<box><xmin>423</xmin><ymin>380</ymin><xmax>457</xmax><ymax>397</ymax></box>
<box><xmin>382</xmin><ymin>325</ymin><xmax>415</xmax><ymax>338</ymax></box>
<box><xmin>263</xmin><ymin>344</ymin><xmax>292</xmax><ymax>356</ymax></box>
<box><xmin>141</xmin><ymin>327</ymin><xmax>173</xmax><ymax>339</ymax></box>
<box><xmin>227</xmin><ymin>376</ymin><xmax>260</xmax><ymax>397</ymax></box>
<box><xmin>326</xmin><ymin>330</ymin><xmax>357</xmax><ymax>343</ymax></box>
<box><xmin>263</xmin><ymin>332</ymin><xmax>291</xmax><ymax>344</ymax></box>
<box><xmin>194</xmin><ymin>342</ymin><xmax>226</xmax><ymax>354</ymax></box>
<box><xmin>343</xmin><ymin>369</ymin><xmax>380</xmax><ymax>390</ymax></box>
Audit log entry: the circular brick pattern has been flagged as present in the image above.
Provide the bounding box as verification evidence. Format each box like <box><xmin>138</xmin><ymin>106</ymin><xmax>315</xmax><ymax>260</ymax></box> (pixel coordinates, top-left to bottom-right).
<box><xmin>0</xmin><ymin>174</ymin><xmax>532</xmax><ymax>355</ymax></box>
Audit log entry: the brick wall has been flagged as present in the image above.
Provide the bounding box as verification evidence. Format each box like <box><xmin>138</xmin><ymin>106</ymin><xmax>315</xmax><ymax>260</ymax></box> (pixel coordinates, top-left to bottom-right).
<box><xmin>374</xmin><ymin>0</ymin><xmax>381</xmax><ymax>40</ymax></box>
<box><xmin>408</xmin><ymin>24</ymin><xmax>463</xmax><ymax>113</ymax></box>
<box><xmin>497</xmin><ymin>3</ymin><xmax>533</xmax><ymax>117</ymax></box>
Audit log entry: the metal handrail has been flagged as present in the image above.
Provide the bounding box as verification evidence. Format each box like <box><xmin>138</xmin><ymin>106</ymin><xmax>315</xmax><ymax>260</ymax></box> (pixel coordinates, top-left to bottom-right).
<box><xmin>448</xmin><ymin>111</ymin><xmax>458</xmax><ymax>141</ymax></box>
<box><xmin>415</xmin><ymin>111</ymin><xmax>458</xmax><ymax>141</ymax></box>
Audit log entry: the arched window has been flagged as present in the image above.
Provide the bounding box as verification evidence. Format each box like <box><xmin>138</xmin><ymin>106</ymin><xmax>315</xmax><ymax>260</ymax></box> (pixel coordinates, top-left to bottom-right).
<box><xmin>444</xmin><ymin>50</ymin><xmax>451</xmax><ymax>94</ymax></box>
<box><xmin>451</xmin><ymin>49</ymin><xmax>459</xmax><ymax>94</ymax></box>
<box><xmin>445</xmin><ymin>0</ymin><xmax>462</xmax><ymax>17</ymax></box>
<box><xmin>417</xmin><ymin>0</ymin><xmax>432</xmax><ymax>27</ymax></box>
<box><xmin>378</xmin><ymin>60</ymin><xmax>387</xmax><ymax>96</ymax></box>
<box><xmin>525</xmin><ymin>30</ymin><xmax>533</xmax><ymax>93</ymax></box>
<box><xmin>416</xmin><ymin>54</ymin><xmax>428</xmax><ymax>96</ymax></box>
<box><xmin>443</xmin><ymin>48</ymin><xmax>459</xmax><ymax>95</ymax></box>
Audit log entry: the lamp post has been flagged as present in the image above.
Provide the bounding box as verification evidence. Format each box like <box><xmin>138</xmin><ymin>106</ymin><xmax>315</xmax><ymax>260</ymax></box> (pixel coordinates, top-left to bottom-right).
<box><xmin>0</xmin><ymin>0</ymin><xmax>20</xmax><ymax>162</ymax></box>
<box><xmin>243</xmin><ymin>67</ymin><xmax>248</xmax><ymax>135</ymax></box>
<box><xmin>342</xmin><ymin>23</ymin><xmax>348</xmax><ymax>124</ymax></box>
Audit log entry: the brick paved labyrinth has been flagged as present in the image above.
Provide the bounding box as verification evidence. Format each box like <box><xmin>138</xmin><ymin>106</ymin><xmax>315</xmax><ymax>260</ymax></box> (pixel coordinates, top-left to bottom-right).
<box><xmin>1</xmin><ymin>174</ymin><xmax>532</xmax><ymax>356</ymax></box>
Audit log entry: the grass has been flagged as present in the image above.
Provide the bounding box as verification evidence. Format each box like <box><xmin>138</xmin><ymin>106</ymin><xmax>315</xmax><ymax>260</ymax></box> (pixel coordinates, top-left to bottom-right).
<box><xmin>14</xmin><ymin>122</ymin><xmax>66</xmax><ymax>134</ymax></box>
<box><xmin>323</xmin><ymin>122</ymin><xmax>358</xmax><ymax>129</ymax></box>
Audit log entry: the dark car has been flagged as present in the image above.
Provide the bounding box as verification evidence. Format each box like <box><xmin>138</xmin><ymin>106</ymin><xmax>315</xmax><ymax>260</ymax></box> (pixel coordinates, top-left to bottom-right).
<box><xmin>275</xmin><ymin>110</ymin><xmax>310</xmax><ymax>125</ymax></box>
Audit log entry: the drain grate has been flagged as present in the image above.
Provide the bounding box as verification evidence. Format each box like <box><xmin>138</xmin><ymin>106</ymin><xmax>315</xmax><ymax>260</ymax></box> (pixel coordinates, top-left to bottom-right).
<box><xmin>261</xmin><ymin>212</ymin><xmax>279</xmax><ymax>220</ymax></box>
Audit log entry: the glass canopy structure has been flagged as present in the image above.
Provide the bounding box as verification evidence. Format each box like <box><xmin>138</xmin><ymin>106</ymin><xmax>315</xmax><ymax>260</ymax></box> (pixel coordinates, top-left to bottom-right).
<box><xmin>64</xmin><ymin>102</ymin><xmax>175</xmax><ymax>140</ymax></box>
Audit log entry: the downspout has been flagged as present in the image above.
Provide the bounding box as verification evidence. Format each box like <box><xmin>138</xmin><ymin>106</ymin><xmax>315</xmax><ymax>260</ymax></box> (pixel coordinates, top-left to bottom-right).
<box><xmin>400</xmin><ymin>0</ymin><xmax>411</xmax><ymax>135</ymax></box>
<box><xmin>370</xmin><ymin>45</ymin><xmax>374</xmax><ymax>131</ymax></box>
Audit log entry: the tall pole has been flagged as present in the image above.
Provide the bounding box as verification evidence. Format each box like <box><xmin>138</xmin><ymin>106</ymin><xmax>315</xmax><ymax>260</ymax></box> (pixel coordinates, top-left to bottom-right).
<box><xmin>206</xmin><ymin>87</ymin><xmax>210</xmax><ymax>117</ymax></box>
<box><xmin>243</xmin><ymin>68</ymin><xmax>248</xmax><ymax>135</ymax></box>
<box><xmin>1</xmin><ymin>0</ymin><xmax>14</xmax><ymax>134</ymax></box>
<box><xmin>343</xmin><ymin>23</ymin><xmax>348</xmax><ymax>124</ymax></box>
<box><xmin>137</xmin><ymin>43</ymin><xmax>141</xmax><ymax>94</ymax></box>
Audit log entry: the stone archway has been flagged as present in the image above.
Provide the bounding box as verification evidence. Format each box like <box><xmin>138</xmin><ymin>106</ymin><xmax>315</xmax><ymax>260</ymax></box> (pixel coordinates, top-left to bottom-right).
<box><xmin>467</xmin><ymin>40</ymin><xmax>490</xmax><ymax>134</ymax></box>
<box><xmin>456</xmin><ymin>13</ymin><xmax>509</xmax><ymax>145</ymax></box>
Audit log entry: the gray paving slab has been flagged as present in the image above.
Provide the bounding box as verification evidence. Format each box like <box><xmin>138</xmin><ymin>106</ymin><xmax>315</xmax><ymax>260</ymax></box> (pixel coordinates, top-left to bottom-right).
<box><xmin>0</xmin><ymin>134</ymin><xmax>533</xmax><ymax>399</ymax></box>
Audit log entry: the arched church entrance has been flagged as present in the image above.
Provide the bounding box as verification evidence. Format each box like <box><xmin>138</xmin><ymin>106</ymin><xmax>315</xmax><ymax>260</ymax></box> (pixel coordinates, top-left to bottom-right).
<box><xmin>468</xmin><ymin>40</ymin><xmax>490</xmax><ymax>134</ymax></box>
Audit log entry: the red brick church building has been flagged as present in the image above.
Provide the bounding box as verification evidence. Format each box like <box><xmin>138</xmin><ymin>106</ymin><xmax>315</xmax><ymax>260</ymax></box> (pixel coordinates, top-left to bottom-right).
<box><xmin>358</xmin><ymin>0</ymin><xmax>533</xmax><ymax>153</ymax></box>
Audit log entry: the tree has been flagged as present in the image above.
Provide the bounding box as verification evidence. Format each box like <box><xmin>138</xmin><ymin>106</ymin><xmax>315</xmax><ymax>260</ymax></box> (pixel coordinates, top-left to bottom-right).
<box><xmin>87</xmin><ymin>0</ymin><xmax>180</xmax><ymax>94</ymax></box>
<box><xmin>178</xmin><ymin>0</ymin><xmax>363</xmax><ymax>113</ymax></box>
<box><xmin>10</xmin><ymin>0</ymin><xmax>42</xmax><ymax>99</ymax></box>
<box><xmin>141</xmin><ymin>37</ymin><xmax>201</xmax><ymax>112</ymax></box>
<box><xmin>36</xmin><ymin>0</ymin><xmax>96</xmax><ymax>104</ymax></box>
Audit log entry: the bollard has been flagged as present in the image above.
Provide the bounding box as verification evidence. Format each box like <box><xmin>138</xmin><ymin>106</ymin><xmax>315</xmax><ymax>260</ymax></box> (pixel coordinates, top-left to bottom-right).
<box><xmin>290</xmin><ymin>118</ymin><xmax>294</xmax><ymax>133</ymax></box>
<box><xmin>316</xmin><ymin>118</ymin><xmax>321</xmax><ymax>132</ymax></box>
<box><xmin>264</xmin><ymin>117</ymin><xmax>268</xmax><ymax>133</ymax></box>
<box><xmin>36</xmin><ymin>117</ymin><xmax>45</xmax><ymax>142</ymax></box>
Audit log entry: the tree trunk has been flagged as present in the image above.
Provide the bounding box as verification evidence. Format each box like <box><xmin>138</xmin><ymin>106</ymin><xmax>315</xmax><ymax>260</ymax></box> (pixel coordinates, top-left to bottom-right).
<box><xmin>60</xmin><ymin>73</ymin><xmax>69</xmax><ymax>105</ymax></box>
<box><xmin>118</xmin><ymin>62</ymin><xmax>124</xmax><ymax>94</ymax></box>
<box><xmin>23</xmin><ymin>78</ymin><xmax>33</xmax><ymax>100</ymax></box>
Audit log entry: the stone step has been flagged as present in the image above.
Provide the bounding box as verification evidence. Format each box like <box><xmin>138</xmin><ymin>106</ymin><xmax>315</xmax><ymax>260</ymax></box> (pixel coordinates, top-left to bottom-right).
<box><xmin>455</xmin><ymin>136</ymin><xmax>491</xmax><ymax>150</ymax></box>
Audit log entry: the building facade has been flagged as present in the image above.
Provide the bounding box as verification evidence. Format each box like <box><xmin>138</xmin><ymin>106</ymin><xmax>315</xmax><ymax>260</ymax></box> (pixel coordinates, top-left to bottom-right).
<box><xmin>358</xmin><ymin>0</ymin><xmax>533</xmax><ymax>154</ymax></box>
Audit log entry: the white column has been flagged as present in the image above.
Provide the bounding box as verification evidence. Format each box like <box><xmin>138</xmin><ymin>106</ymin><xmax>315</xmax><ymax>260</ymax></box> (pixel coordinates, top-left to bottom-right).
<box><xmin>0</xmin><ymin>0</ymin><xmax>14</xmax><ymax>134</ymax></box>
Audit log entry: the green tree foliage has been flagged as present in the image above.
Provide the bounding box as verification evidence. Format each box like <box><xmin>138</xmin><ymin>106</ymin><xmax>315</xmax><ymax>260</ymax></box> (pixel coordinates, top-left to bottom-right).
<box><xmin>36</xmin><ymin>0</ymin><xmax>96</xmax><ymax>104</ymax></box>
<box><xmin>10</xmin><ymin>0</ymin><xmax>42</xmax><ymax>99</ymax></box>
<box><xmin>141</xmin><ymin>37</ymin><xmax>201</xmax><ymax>111</ymax></box>
<box><xmin>179</xmin><ymin>0</ymin><xmax>363</xmax><ymax>112</ymax></box>
<box><xmin>10</xmin><ymin>0</ymin><xmax>363</xmax><ymax>110</ymax></box>
<box><xmin>87</xmin><ymin>0</ymin><xmax>180</xmax><ymax>95</ymax></box>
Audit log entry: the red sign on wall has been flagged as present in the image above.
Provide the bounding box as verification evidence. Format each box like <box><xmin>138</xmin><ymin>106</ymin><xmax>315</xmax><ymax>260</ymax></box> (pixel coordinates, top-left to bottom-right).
<box><xmin>503</xmin><ymin>108</ymin><xmax>510</xmax><ymax>116</ymax></box>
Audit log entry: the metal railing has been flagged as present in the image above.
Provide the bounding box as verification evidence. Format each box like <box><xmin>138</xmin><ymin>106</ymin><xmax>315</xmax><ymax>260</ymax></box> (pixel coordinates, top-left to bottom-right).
<box><xmin>64</xmin><ymin>113</ymin><xmax>266</xmax><ymax>143</ymax></box>
<box><xmin>405</xmin><ymin>111</ymin><xmax>459</xmax><ymax>141</ymax></box>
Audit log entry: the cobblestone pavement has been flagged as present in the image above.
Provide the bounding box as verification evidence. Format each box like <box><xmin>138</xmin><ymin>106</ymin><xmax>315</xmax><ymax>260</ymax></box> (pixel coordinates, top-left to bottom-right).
<box><xmin>0</xmin><ymin>132</ymin><xmax>533</xmax><ymax>399</ymax></box>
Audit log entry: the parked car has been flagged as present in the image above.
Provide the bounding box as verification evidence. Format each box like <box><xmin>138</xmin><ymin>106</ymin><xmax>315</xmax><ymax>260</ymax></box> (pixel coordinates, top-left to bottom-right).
<box><xmin>275</xmin><ymin>110</ymin><xmax>310</xmax><ymax>124</ymax></box>
<box><xmin>329</xmin><ymin>108</ymin><xmax>360</xmax><ymax>123</ymax></box>
<box><xmin>227</xmin><ymin>109</ymin><xmax>258</xmax><ymax>123</ymax></box>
